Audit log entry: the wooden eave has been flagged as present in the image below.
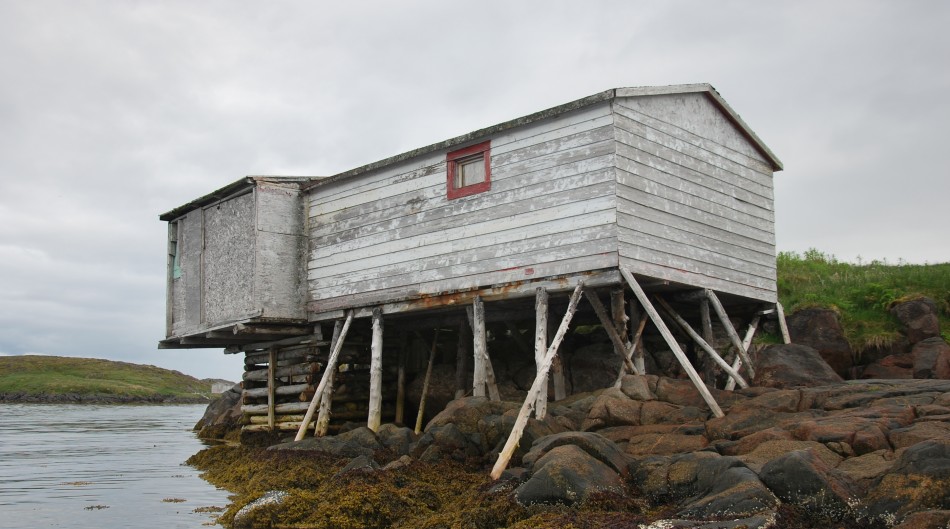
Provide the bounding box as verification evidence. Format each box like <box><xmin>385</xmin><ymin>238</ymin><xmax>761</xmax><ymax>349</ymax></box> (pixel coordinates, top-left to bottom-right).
<box><xmin>303</xmin><ymin>84</ymin><xmax>782</xmax><ymax>193</ymax></box>
<box><xmin>159</xmin><ymin>176</ymin><xmax>323</xmax><ymax>221</ymax></box>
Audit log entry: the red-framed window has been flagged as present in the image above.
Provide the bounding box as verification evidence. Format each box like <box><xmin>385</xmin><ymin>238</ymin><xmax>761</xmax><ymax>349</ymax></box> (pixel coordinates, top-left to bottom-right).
<box><xmin>446</xmin><ymin>140</ymin><xmax>491</xmax><ymax>200</ymax></box>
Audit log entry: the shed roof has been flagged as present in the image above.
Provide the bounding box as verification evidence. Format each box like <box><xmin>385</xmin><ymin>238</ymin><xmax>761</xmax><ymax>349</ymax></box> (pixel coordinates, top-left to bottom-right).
<box><xmin>159</xmin><ymin>176</ymin><xmax>321</xmax><ymax>221</ymax></box>
<box><xmin>303</xmin><ymin>83</ymin><xmax>782</xmax><ymax>192</ymax></box>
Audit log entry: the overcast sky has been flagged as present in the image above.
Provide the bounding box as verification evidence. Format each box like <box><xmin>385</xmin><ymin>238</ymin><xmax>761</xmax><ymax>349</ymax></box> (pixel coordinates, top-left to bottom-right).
<box><xmin>1</xmin><ymin>1</ymin><xmax>947</xmax><ymax>381</ymax></box>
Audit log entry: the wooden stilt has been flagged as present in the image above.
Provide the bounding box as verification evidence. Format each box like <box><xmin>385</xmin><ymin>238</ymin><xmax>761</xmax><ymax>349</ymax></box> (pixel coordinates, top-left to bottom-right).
<box><xmin>395</xmin><ymin>340</ymin><xmax>407</xmax><ymax>426</ymax></box>
<box><xmin>490</xmin><ymin>283</ymin><xmax>585</xmax><ymax>480</ymax></box>
<box><xmin>725</xmin><ymin>315</ymin><xmax>760</xmax><ymax>391</ymax></box>
<box><xmin>469</xmin><ymin>300</ymin><xmax>486</xmax><ymax>398</ymax></box>
<box><xmin>655</xmin><ymin>297</ymin><xmax>749</xmax><ymax>389</ymax></box>
<box><xmin>614</xmin><ymin>313</ymin><xmax>647</xmax><ymax>387</ymax></box>
<box><xmin>585</xmin><ymin>289</ymin><xmax>639</xmax><ymax>375</ymax></box>
<box><xmin>551</xmin><ymin>357</ymin><xmax>567</xmax><ymax>400</ymax></box>
<box><xmin>621</xmin><ymin>268</ymin><xmax>724</xmax><ymax>418</ymax></box>
<box><xmin>455</xmin><ymin>318</ymin><xmax>470</xmax><ymax>399</ymax></box>
<box><xmin>414</xmin><ymin>329</ymin><xmax>440</xmax><ymax>434</ymax></box>
<box><xmin>267</xmin><ymin>347</ymin><xmax>277</xmax><ymax>430</ymax></box>
<box><xmin>367</xmin><ymin>307</ymin><xmax>383</xmax><ymax>432</ymax></box>
<box><xmin>468</xmin><ymin>297</ymin><xmax>500</xmax><ymax>401</ymax></box>
<box><xmin>610</xmin><ymin>289</ymin><xmax>628</xmax><ymax>339</ymax></box>
<box><xmin>629</xmin><ymin>300</ymin><xmax>646</xmax><ymax>374</ymax></box>
<box><xmin>315</xmin><ymin>320</ymin><xmax>343</xmax><ymax>437</ymax></box>
<box><xmin>700</xmin><ymin>299</ymin><xmax>715</xmax><ymax>344</ymax></box>
<box><xmin>705</xmin><ymin>289</ymin><xmax>756</xmax><ymax>380</ymax></box>
<box><xmin>776</xmin><ymin>302</ymin><xmax>791</xmax><ymax>344</ymax></box>
<box><xmin>534</xmin><ymin>287</ymin><xmax>549</xmax><ymax>419</ymax></box>
<box><xmin>295</xmin><ymin>310</ymin><xmax>354</xmax><ymax>441</ymax></box>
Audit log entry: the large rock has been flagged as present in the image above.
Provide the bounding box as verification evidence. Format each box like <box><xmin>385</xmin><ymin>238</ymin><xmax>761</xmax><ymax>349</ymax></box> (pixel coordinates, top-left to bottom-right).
<box><xmin>759</xmin><ymin>449</ymin><xmax>860</xmax><ymax>517</ymax></box>
<box><xmin>891</xmin><ymin>298</ymin><xmax>941</xmax><ymax>345</ymax></box>
<box><xmin>865</xmin><ymin>439</ymin><xmax>950</xmax><ymax>522</ymax></box>
<box><xmin>752</xmin><ymin>344</ymin><xmax>844</xmax><ymax>388</ymax></box>
<box><xmin>522</xmin><ymin>431</ymin><xmax>630</xmax><ymax>476</ymax></box>
<box><xmin>912</xmin><ymin>338</ymin><xmax>950</xmax><ymax>379</ymax></box>
<box><xmin>787</xmin><ymin>308</ymin><xmax>854</xmax><ymax>377</ymax></box>
<box><xmin>269</xmin><ymin>426</ymin><xmax>382</xmax><ymax>458</ymax></box>
<box><xmin>514</xmin><ymin>444</ymin><xmax>624</xmax><ymax>505</ymax></box>
<box><xmin>861</xmin><ymin>354</ymin><xmax>915</xmax><ymax>379</ymax></box>
<box><xmin>232</xmin><ymin>490</ymin><xmax>288</xmax><ymax>529</ymax></box>
<box><xmin>194</xmin><ymin>383</ymin><xmax>243</xmax><ymax>439</ymax></box>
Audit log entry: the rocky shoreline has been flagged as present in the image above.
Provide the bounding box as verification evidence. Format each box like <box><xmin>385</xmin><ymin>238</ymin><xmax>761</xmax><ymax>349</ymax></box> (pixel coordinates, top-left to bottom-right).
<box><xmin>0</xmin><ymin>392</ymin><xmax>213</xmax><ymax>404</ymax></box>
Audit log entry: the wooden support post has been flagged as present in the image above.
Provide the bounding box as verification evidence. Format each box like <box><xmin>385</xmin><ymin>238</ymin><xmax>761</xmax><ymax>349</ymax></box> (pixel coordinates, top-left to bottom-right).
<box><xmin>585</xmin><ymin>289</ymin><xmax>639</xmax><ymax>375</ymax></box>
<box><xmin>491</xmin><ymin>283</ymin><xmax>584</xmax><ymax>480</ymax></box>
<box><xmin>295</xmin><ymin>310</ymin><xmax>354</xmax><ymax>441</ymax></box>
<box><xmin>395</xmin><ymin>336</ymin><xmax>407</xmax><ymax>426</ymax></box>
<box><xmin>468</xmin><ymin>297</ymin><xmax>500</xmax><ymax>401</ymax></box>
<box><xmin>705</xmin><ymin>289</ymin><xmax>756</xmax><ymax>380</ymax></box>
<box><xmin>468</xmin><ymin>302</ymin><xmax>486</xmax><ymax>398</ymax></box>
<box><xmin>534</xmin><ymin>287</ymin><xmax>549</xmax><ymax>419</ymax></box>
<box><xmin>776</xmin><ymin>302</ymin><xmax>791</xmax><ymax>344</ymax></box>
<box><xmin>315</xmin><ymin>320</ymin><xmax>343</xmax><ymax>437</ymax></box>
<box><xmin>614</xmin><ymin>313</ymin><xmax>648</xmax><ymax>387</ymax></box>
<box><xmin>726</xmin><ymin>315</ymin><xmax>761</xmax><ymax>391</ymax></box>
<box><xmin>267</xmin><ymin>347</ymin><xmax>277</xmax><ymax>430</ymax></box>
<box><xmin>629</xmin><ymin>300</ymin><xmax>646</xmax><ymax>374</ymax></box>
<box><xmin>414</xmin><ymin>329</ymin><xmax>440</xmax><ymax>434</ymax></box>
<box><xmin>551</xmin><ymin>357</ymin><xmax>567</xmax><ymax>400</ymax></box>
<box><xmin>367</xmin><ymin>307</ymin><xmax>383</xmax><ymax>432</ymax></box>
<box><xmin>655</xmin><ymin>297</ymin><xmax>749</xmax><ymax>389</ymax></box>
<box><xmin>621</xmin><ymin>268</ymin><xmax>724</xmax><ymax>418</ymax></box>
<box><xmin>455</xmin><ymin>318</ymin><xmax>470</xmax><ymax>399</ymax></box>
<box><xmin>610</xmin><ymin>289</ymin><xmax>628</xmax><ymax>339</ymax></box>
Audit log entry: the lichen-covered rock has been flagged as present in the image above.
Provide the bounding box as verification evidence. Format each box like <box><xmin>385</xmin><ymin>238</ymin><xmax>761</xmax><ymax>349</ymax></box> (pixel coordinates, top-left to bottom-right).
<box><xmin>912</xmin><ymin>337</ymin><xmax>950</xmax><ymax>379</ymax></box>
<box><xmin>759</xmin><ymin>449</ymin><xmax>860</xmax><ymax>518</ymax></box>
<box><xmin>891</xmin><ymin>298</ymin><xmax>941</xmax><ymax>345</ymax></box>
<box><xmin>514</xmin><ymin>444</ymin><xmax>624</xmax><ymax>506</ymax></box>
<box><xmin>375</xmin><ymin>423</ymin><xmax>418</xmax><ymax>456</ymax></box>
<box><xmin>865</xmin><ymin>439</ymin><xmax>950</xmax><ymax>523</ymax></box>
<box><xmin>194</xmin><ymin>383</ymin><xmax>243</xmax><ymax>440</ymax></box>
<box><xmin>269</xmin><ymin>426</ymin><xmax>383</xmax><ymax>458</ymax></box>
<box><xmin>521</xmin><ymin>431</ymin><xmax>629</xmax><ymax>476</ymax></box>
<box><xmin>787</xmin><ymin>308</ymin><xmax>854</xmax><ymax>377</ymax></box>
<box><xmin>753</xmin><ymin>343</ymin><xmax>844</xmax><ymax>388</ymax></box>
<box><xmin>232</xmin><ymin>490</ymin><xmax>288</xmax><ymax>529</ymax></box>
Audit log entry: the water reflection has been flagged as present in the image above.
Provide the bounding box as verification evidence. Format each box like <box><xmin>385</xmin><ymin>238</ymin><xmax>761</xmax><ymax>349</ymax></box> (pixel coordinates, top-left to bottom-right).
<box><xmin>0</xmin><ymin>404</ymin><xmax>230</xmax><ymax>529</ymax></box>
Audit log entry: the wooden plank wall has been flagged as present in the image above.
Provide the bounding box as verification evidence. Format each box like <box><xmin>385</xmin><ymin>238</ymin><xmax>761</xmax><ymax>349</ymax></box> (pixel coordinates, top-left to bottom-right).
<box><xmin>171</xmin><ymin>209</ymin><xmax>203</xmax><ymax>336</ymax></box>
<box><xmin>307</xmin><ymin>102</ymin><xmax>619</xmax><ymax>314</ymax></box>
<box><xmin>613</xmin><ymin>93</ymin><xmax>777</xmax><ymax>302</ymax></box>
<box><xmin>203</xmin><ymin>192</ymin><xmax>256</xmax><ymax>324</ymax></box>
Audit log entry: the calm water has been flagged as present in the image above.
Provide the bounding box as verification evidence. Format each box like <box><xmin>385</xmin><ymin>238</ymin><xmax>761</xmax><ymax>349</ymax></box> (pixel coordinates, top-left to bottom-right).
<box><xmin>0</xmin><ymin>404</ymin><xmax>231</xmax><ymax>529</ymax></box>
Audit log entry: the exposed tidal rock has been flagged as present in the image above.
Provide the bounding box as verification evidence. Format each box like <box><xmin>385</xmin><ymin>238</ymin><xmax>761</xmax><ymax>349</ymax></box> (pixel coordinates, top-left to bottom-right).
<box><xmin>232</xmin><ymin>490</ymin><xmax>288</xmax><ymax>529</ymax></box>
<box><xmin>891</xmin><ymin>298</ymin><xmax>942</xmax><ymax>345</ymax></box>
<box><xmin>787</xmin><ymin>308</ymin><xmax>854</xmax><ymax>377</ymax></box>
<box><xmin>752</xmin><ymin>343</ymin><xmax>844</xmax><ymax>388</ymax></box>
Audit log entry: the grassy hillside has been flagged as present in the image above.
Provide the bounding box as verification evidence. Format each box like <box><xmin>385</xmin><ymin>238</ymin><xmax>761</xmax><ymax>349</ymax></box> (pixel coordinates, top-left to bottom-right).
<box><xmin>777</xmin><ymin>250</ymin><xmax>950</xmax><ymax>349</ymax></box>
<box><xmin>0</xmin><ymin>355</ymin><xmax>216</xmax><ymax>402</ymax></box>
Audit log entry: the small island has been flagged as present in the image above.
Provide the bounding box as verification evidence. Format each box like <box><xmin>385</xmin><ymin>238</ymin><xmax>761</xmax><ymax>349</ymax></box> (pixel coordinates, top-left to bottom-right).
<box><xmin>0</xmin><ymin>355</ymin><xmax>231</xmax><ymax>404</ymax></box>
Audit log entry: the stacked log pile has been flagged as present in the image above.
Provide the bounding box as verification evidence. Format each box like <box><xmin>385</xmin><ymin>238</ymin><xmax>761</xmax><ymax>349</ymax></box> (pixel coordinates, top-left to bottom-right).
<box><xmin>239</xmin><ymin>335</ymin><xmax>399</xmax><ymax>433</ymax></box>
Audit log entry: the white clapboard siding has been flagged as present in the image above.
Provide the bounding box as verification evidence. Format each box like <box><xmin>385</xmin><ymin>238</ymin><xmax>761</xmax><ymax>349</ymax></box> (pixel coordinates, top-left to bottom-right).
<box><xmin>614</xmin><ymin>93</ymin><xmax>776</xmax><ymax>302</ymax></box>
<box><xmin>612</xmin><ymin>102</ymin><xmax>774</xmax><ymax>177</ymax></box>
<box><xmin>309</xmin><ymin>104</ymin><xmax>613</xmax><ymax>212</ymax></box>
<box><xmin>311</xmin><ymin>251</ymin><xmax>619</xmax><ymax>313</ymax></box>
<box><xmin>307</xmin><ymin>103</ymin><xmax>617</xmax><ymax>311</ymax></box>
<box><xmin>309</xmin><ymin>192</ymin><xmax>615</xmax><ymax>275</ymax></box>
<box><xmin>312</xmin><ymin>167</ymin><xmax>616</xmax><ymax>250</ymax></box>
<box><xmin>615</xmin><ymin>92</ymin><xmax>771</xmax><ymax>167</ymax></box>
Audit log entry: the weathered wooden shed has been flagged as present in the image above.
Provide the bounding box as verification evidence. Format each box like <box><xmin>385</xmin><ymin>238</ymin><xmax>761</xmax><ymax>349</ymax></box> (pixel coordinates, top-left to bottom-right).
<box><xmin>159</xmin><ymin>84</ymin><xmax>788</xmax><ymax>454</ymax></box>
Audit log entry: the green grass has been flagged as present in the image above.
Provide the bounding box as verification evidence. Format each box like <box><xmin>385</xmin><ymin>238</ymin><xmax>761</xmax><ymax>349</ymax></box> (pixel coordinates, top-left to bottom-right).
<box><xmin>0</xmin><ymin>355</ymin><xmax>214</xmax><ymax>400</ymax></box>
<box><xmin>777</xmin><ymin>249</ymin><xmax>950</xmax><ymax>350</ymax></box>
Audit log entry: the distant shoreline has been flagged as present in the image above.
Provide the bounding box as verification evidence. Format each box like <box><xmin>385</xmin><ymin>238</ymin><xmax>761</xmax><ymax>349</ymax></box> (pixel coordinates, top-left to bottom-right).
<box><xmin>0</xmin><ymin>393</ymin><xmax>213</xmax><ymax>404</ymax></box>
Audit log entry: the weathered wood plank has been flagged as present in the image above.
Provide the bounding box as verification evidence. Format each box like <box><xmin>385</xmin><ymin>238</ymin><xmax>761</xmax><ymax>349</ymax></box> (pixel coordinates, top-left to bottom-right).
<box><xmin>311</xmin><ymin>171</ymin><xmax>616</xmax><ymax>255</ymax></box>
<box><xmin>534</xmin><ymin>287</ymin><xmax>549</xmax><ymax>419</ymax></box>
<box><xmin>309</xmin><ymin>252</ymin><xmax>620</xmax><ymax>314</ymax></box>
<box><xmin>295</xmin><ymin>311</ymin><xmax>354</xmax><ymax>441</ymax></box>
<box><xmin>706</xmin><ymin>289</ymin><xmax>755</xmax><ymax>380</ymax></box>
<box><xmin>618</xmin><ymin>246</ymin><xmax>777</xmax><ymax>303</ymax></box>
<box><xmin>617</xmin><ymin>210</ymin><xmax>775</xmax><ymax>270</ymax></box>
<box><xmin>310</xmin><ymin>226</ymin><xmax>617</xmax><ymax>296</ymax></box>
<box><xmin>309</xmin><ymin>193</ymin><xmax>616</xmax><ymax>274</ymax></box>
<box><xmin>613</xmin><ymin>103</ymin><xmax>774</xmax><ymax>181</ymax></box>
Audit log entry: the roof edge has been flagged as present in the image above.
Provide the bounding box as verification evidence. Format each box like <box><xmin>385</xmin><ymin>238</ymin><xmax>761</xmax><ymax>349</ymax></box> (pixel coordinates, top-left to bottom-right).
<box><xmin>159</xmin><ymin>176</ymin><xmax>321</xmax><ymax>221</ymax></box>
<box><xmin>303</xmin><ymin>88</ymin><xmax>617</xmax><ymax>191</ymax></box>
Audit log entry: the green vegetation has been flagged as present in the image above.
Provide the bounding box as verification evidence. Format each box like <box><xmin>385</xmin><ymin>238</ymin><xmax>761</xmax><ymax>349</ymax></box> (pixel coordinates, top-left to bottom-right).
<box><xmin>776</xmin><ymin>249</ymin><xmax>950</xmax><ymax>350</ymax></box>
<box><xmin>0</xmin><ymin>355</ymin><xmax>214</xmax><ymax>402</ymax></box>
